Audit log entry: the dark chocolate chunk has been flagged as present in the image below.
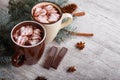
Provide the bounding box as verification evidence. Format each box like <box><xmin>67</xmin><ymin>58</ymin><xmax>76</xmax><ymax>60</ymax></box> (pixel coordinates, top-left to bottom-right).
<box><xmin>43</xmin><ymin>46</ymin><xmax>58</xmax><ymax>69</ymax></box>
<box><xmin>51</xmin><ymin>47</ymin><xmax>68</xmax><ymax>69</ymax></box>
<box><xmin>35</xmin><ymin>76</ymin><xmax>47</xmax><ymax>80</ymax></box>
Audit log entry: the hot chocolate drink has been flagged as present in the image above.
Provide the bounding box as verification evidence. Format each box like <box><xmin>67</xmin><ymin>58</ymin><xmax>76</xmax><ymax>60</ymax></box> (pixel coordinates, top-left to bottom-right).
<box><xmin>33</xmin><ymin>4</ymin><xmax>60</xmax><ymax>23</ymax></box>
<box><xmin>13</xmin><ymin>25</ymin><xmax>43</xmax><ymax>46</ymax></box>
<box><xmin>11</xmin><ymin>21</ymin><xmax>46</xmax><ymax>67</ymax></box>
<box><xmin>31</xmin><ymin>2</ymin><xmax>73</xmax><ymax>43</ymax></box>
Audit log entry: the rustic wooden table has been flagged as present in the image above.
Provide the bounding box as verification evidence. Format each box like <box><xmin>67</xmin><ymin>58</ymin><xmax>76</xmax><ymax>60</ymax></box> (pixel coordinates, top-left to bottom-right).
<box><xmin>0</xmin><ymin>0</ymin><xmax>120</xmax><ymax>80</ymax></box>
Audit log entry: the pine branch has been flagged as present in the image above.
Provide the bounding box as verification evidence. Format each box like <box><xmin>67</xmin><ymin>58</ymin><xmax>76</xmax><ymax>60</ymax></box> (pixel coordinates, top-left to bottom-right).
<box><xmin>55</xmin><ymin>25</ymin><xmax>76</xmax><ymax>44</ymax></box>
<box><xmin>63</xmin><ymin>29</ymin><xmax>94</xmax><ymax>37</ymax></box>
<box><xmin>0</xmin><ymin>56</ymin><xmax>11</xmax><ymax>64</ymax></box>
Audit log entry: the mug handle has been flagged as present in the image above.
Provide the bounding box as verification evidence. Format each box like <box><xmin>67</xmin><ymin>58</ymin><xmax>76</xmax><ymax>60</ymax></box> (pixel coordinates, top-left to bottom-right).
<box><xmin>60</xmin><ymin>13</ymin><xmax>73</xmax><ymax>29</ymax></box>
<box><xmin>12</xmin><ymin>49</ymin><xmax>26</xmax><ymax>67</ymax></box>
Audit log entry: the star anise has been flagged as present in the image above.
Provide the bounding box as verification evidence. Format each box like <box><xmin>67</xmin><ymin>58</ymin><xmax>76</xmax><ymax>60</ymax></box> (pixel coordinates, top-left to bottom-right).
<box><xmin>76</xmin><ymin>41</ymin><xmax>85</xmax><ymax>50</ymax></box>
<box><xmin>67</xmin><ymin>66</ymin><xmax>76</xmax><ymax>72</ymax></box>
<box><xmin>35</xmin><ymin>76</ymin><xmax>47</xmax><ymax>80</ymax></box>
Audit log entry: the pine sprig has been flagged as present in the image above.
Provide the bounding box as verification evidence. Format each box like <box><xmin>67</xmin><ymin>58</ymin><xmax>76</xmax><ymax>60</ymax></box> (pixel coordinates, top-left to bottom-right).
<box><xmin>43</xmin><ymin>0</ymin><xmax>69</xmax><ymax>5</ymax></box>
<box><xmin>0</xmin><ymin>56</ymin><xmax>11</xmax><ymax>64</ymax></box>
<box><xmin>55</xmin><ymin>25</ymin><xmax>76</xmax><ymax>44</ymax></box>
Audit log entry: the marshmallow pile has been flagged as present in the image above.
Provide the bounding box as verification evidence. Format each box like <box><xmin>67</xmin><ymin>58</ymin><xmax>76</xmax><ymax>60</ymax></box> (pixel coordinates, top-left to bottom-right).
<box><xmin>33</xmin><ymin>5</ymin><xmax>60</xmax><ymax>23</ymax></box>
<box><xmin>13</xmin><ymin>26</ymin><xmax>42</xmax><ymax>46</ymax></box>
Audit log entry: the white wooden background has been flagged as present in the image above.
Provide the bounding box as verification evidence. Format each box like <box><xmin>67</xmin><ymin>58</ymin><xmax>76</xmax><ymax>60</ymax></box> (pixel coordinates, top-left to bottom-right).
<box><xmin>0</xmin><ymin>0</ymin><xmax>120</xmax><ymax>80</ymax></box>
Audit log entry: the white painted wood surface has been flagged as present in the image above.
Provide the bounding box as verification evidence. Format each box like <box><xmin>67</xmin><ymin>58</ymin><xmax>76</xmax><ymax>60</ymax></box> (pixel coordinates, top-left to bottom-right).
<box><xmin>0</xmin><ymin>0</ymin><xmax>120</xmax><ymax>80</ymax></box>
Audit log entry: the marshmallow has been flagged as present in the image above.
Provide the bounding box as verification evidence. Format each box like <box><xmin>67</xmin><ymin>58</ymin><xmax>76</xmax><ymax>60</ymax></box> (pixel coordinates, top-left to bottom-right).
<box><xmin>35</xmin><ymin>7</ymin><xmax>42</xmax><ymax>12</ymax></box>
<box><xmin>50</xmin><ymin>8</ymin><xmax>58</xmax><ymax>13</ymax></box>
<box><xmin>13</xmin><ymin>30</ymin><xmax>20</xmax><ymax>40</ymax></box>
<box><xmin>17</xmin><ymin>36</ymin><xmax>28</xmax><ymax>45</ymax></box>
<box><xmin>34</xmin><ymin>8</ymin><xmax>46</xmax><ymax>17</ymax></box>
<box><xmin>20</xmin><ymin>26</ymin><xmax>26</xmax><ymax>32</ymax></box>
<box><xmin>32</xmin><ymin>33</ymin><xmax>41</xmax><ymax>40</ymax></box>
<box><xmin>45</xmin><ymin>5</ymin><xmax>54</xmax><ymax>11</ymax></box>
<box><xmin>29</xmin><ymin>39</ymin><xmax>39</xmax><ymax>45</ymax></box>
<box><xmin>38</xmin><ymin>15</ymin><xmax>49</xmax><ymax>23</ymax></box>
<box><xmin>39</xmin><ymin>9</ymin><xmax>47</xmax><ymax>15</ymax></box>
<box><xmin>34</xmin><ymin>29</ymin><xmax>41</xmax><ymax>35</ymax></box>
<box><xmin>21</xmin><ymin>26</ymin><xmax>33</xmax><ymax>36</ymax></box>
<box><xmin>26</xmin><ymin>26</ymin><xmax>33</xmax><ymax>35</ymax></box>
<box><xmin>48</xmin><ymin>13</ymin><xmax>60</xmax><ymax>22</ymax></box>
<box><xmin>34</xmin><ymin>12</ymin><xmax>41</xmax><ymax>17</ymax></box>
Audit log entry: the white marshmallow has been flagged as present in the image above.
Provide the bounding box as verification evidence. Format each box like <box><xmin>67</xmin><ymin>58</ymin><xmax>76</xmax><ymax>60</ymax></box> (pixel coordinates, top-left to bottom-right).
<box><xmin>26</xmin><ymin>26</ymin><xmax>33</xmax><ymax>35</ymax></box>
<box><xmin>21</xmin><ymin>27</ymin><xmax>28</xmax><ymax>36</ymax></box>
<box><xmin>39</xmin><ymin>9</ymin><xmax>47</xmax><ymax>15</ymax></box>
<box><xmin>35</xmin><ymin>7</ymin><xmax>42</xmax><ymax>12</ymax></box>
<box><xmin>38</xmin><ymin>15</ymin><xmax>49</xmax><ymax>23</ymax></box>
<box><xmin>51</xmin><ymin>8</ymin><xmax>58</xmax><ymax>13</ymax></box>
<box><xmin>21</xmin><ymin>26</ymin><xmax>33</xmax><ymax>36</ymax></box>
<box><xmin>48</xmin><ymin>13</ymin><xmax>60</xmax><ymax>22</ymax></box>
<box><xmin>13</xmin><ymin>34</ymin><xmax>18</xmax><ymax>40</ymax></box>
<box><xmin>32</xmin><ymin>34</ymin><xmax>41</xmax><ymax>40</ymax></box>
<box><xmin>13</xmin><ymin>30</ymin><xmax>20</xmax><ymax>40</ymax></box>
<box><xmin>17</xmin><ymin>36</ymin><xmax>28</xmax><ymax>45</ymax></box>
<box><xmin>34</xmin><ymin>29</ymin><xmax>41</xmax><ymax>35</ymax></box>
<box><xmin>45</xmin><ymin>5</ymin><xmax>54</xmax><ymax>11</ymax></box>
<box><xmin>30</xmin><ymin>39</ymin><xmax>39</xmax><ymax>45</ymax></box>
<box><xmin>20</xmin><ymin>26</ymin><xmax>26</xmax><ymax>32</ymax></box>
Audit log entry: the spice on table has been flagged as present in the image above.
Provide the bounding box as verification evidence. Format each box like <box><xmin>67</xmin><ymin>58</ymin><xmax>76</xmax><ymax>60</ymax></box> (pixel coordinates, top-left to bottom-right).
<box><xmin>76</xmin><ymin>41</ymin><xmax>85</xmax><ymax>50</ymax></box>
<box><xmin>61</xmin><ymin>3</ymin><xmax>77</xmax><ymax>13</ymax></box>
<box><xmin>63</xmin><ymin>29</ymin><xmax>94</xmax><ymax>37</ymax></box>
<box><xmin>67</xmin><ymin>66</ymin><xmax>77</xmax><ymax>72</ymax></box>
<box><xmin>35</xmin><ymin>76</ymin><xmax>47</xmax><ymax>80</ymax></box>
<box><xmin>73</xmin><ymin>12</ymin><xmax>86</xmax><ymax>17</ymax></box>
<box><xmin>70</xmin><ymin>32</ymin><xmax>94</xmax><ymax>37</ymax></box>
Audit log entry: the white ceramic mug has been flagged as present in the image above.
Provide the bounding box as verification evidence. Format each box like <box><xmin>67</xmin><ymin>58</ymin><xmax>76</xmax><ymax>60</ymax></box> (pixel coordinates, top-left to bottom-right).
<box><xmin>31</xmin><ymin>2</ymin><xmax>73</xmax><ymax>43</ymax></box>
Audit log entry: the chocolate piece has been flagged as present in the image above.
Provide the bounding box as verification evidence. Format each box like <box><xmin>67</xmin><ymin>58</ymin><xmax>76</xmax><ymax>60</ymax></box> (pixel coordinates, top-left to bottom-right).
<box><xmin>43</xmin><ymin>46</ymin><xmax>58</xmax><ymax>69</ymax></box>
<box><xmin>51</xmin><ymin>47</ymin><xmax>68</xmax><ymax>69</ymax></box>
<box><xmin>67</xmin><ymin>66</ymin><xmax>76</xmax><ymax>72</ymax></box>
<box><xmin>35</xmin><ymin>76</ymin><xmax>47</xmax><ymax>80</ymax></box>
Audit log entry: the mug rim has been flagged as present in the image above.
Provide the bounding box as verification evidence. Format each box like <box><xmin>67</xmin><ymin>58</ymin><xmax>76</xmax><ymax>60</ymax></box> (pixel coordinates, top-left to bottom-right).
<box><xmin>11</xmin><ymin>21</ymin><xmax>46</xmax><ymax>48</ymax></box>
<box><xmin>31</xmin><ymin>1</ymin><xmax>63</xmax><ymax>25</ymax></box>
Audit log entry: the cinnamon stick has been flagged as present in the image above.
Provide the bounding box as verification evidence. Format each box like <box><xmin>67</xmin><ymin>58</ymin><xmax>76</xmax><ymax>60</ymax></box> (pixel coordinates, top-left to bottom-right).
<box><xmin>71</xmin><ymin>32</ymin><xmax>94</xmax><ymax>36</ymax></box>
<box><xmin>73</xmin><ymin>12</ymin><xmax>85</xmax><ymax>17</ymax></box>
<box><xmin>63</xmin><ymin>29</ymin><xmax>94</xmax><ymax>37</ymax></box>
